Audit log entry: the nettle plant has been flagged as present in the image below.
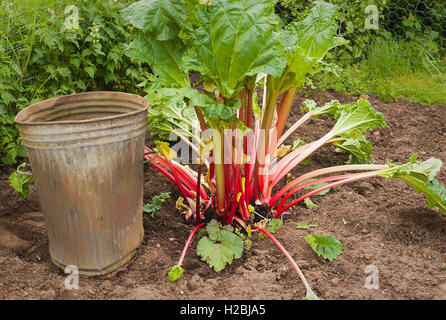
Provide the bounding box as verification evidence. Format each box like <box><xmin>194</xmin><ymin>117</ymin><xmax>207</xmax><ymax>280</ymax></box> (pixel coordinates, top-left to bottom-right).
<box><xmin>121</xmin><ymin>0</ymin><xmax>446</xmax><ymax>299</ymax></box>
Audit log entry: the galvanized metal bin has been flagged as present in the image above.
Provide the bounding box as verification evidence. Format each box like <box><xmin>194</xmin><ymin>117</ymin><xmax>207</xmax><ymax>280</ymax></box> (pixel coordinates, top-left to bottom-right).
<box><xmin>15</xmin><ymin>92</ymin><xmax>149</xmax><ymax>276</ymax></box>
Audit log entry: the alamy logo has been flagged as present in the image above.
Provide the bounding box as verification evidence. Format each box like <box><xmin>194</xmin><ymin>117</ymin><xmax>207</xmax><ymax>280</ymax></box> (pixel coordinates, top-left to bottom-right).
<box><xmin>64</xmin><ymin>265</ymin><xmax>79</xmax><ymax>290</ymax></box>
<box><xmin>64</xmin><ymin>5</ymin><xmax>79</xmax><ymax>30</ymax></box>
<box><xmin>365</xmin><ymin>5</ymin><xmax>379</xmax><ymax>30</ymax></box>
<box><xmin>364</xmin><ymin>264</ymin><xmax>379</xmax><ymax>290</ymax></box>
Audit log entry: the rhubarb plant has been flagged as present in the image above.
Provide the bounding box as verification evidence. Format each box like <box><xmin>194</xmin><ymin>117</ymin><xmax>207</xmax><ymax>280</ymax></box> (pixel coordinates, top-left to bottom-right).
<box><xmin>121</xmin><ymin>0</ymin><xmax>446</xmax><ymax>299</ymax></box>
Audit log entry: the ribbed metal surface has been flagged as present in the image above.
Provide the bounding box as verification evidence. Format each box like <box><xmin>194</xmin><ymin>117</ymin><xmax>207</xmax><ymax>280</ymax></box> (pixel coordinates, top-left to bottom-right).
<box><xmin>15</xmin><ymin>92</ymin><xmax>149</xmax><ymax>276</ymax></box>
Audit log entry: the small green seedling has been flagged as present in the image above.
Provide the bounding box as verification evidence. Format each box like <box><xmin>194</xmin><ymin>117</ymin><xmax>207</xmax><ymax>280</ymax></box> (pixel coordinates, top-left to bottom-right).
<box><xmin>9</xmin><ymin>163</ymin><xmax>34</xmax><ymax>198</ymax></box>
<box><xmin>296</xmin><ymin>221</ymin><xmax>318</xmax><ymax>230</ymax></box>
<box><xmin>305</xmin><ymin>235</ymin><xmax>344</xmax><ymax>262</ymax></box>
<box><xmin>259</xmin><ymin>218</ymin><xmax>283</xmax><ymax>239</ymax></box>
<box><xmin>197</xmin><ymin>220</ymin><xmax>244</xmax><ymax>272</ymax></box>
<box><xmin>143</xmin><ymin>192</ymin><xmax>171</xmax><ymax>217</ymax></box>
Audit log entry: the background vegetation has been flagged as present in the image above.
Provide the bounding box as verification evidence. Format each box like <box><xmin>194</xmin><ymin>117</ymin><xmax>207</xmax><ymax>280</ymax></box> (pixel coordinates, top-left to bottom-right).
<box><xmin>0</xmin><ymin>0</ymin><xmax>445</xmax><ymax>169</ymax></box>
<box><xmin>275</xmin><ymin>0</ymin><xmax>445</xmax><ymax>106</ymax></box>
<box><xmin>0</xmin><ymin>0</ymin><xmax>146</xmax><ymax>167</ymax></box>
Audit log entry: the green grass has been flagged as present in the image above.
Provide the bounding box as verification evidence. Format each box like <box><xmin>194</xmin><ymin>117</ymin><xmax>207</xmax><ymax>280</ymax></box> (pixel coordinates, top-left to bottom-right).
<box><xmin>325</xmin><ymin>38</ymin><xmax>446</xmax><ymax>107</ymax></box>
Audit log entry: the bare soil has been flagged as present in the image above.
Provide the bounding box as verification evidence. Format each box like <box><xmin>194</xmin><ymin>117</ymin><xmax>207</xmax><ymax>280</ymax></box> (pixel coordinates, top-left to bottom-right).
<box><xmin>1</xmin><ymin>90</ymin><xmax>445</xmax><ymax>300</ymax></box>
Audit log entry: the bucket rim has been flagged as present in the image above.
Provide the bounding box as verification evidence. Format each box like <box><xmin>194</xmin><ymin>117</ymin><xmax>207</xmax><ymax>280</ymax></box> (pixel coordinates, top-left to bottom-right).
<box><xmin>15</xmin><ymin>91</ymin><xmax>149</xmax><ymax>126</ymax></box>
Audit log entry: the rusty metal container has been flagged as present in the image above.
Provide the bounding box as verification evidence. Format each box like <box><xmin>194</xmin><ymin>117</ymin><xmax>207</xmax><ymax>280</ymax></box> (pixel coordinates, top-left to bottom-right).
<box><xmin>15</xmin><ymin>91</ymin><xmax>149</xmax><ymax>276</ymax></box>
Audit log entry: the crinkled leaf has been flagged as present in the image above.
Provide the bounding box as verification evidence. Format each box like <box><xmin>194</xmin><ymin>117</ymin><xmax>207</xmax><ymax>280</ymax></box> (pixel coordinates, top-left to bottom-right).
<box><xmin>333</xmin><ymin>136</ymin><xmax>373</xmax><ymax>164</ymax></box>
<box><xmin>181</xmin><ymin>0</ymin><xmax>286</xmax><ymax>99</ymax></box>
<box><xmin>301</xmin><ymin>99</ymin><xmax>342</xmax><ymax>118</ymax></box>
<box><xmin>9</xmin><ymin>166</ymin><xmax>34</xmax><ymax>198</ymax></box>
<box><xmin>197</xmin><ymin>229</ymin><xmax>244</xmax><ymax>272</ymax></box>
<box><xmin>149</xmin><ymin>87</ymin><xmax>240</xmax><ymax>134</ymax></box>
<box><xmin>205</xmin><ymin>219</ymin><xmax>234</xmax><ymax>242</ymax></box>
<box><xmin>168</xmin><ymin>265</ymin><xmax>184</xmax><ymax>282</ymax></box>
<box><xmin>266</xmin><ymin>218</ymin><xmax>283</xmax><ymax>233</ymax></box>
<box><xmin>305</xmin><ymin>235</ymin><xmax>344</xmax><ymax>262</ymax></box>
<box><xmin>125</xmin><ymin>33</ymin><xmax>189</xmax><ymax>87</ymax></box>
<box><xmin>289</xmin><ymin>1</ymin><xmax>342</xmax><ymax>60</ymax></box>
<box><xmin>271</xmin><ymin>47</ymin><xmax>313</xmax><ymax>93</ymax></box>
<box><xmin>120</xmin><ymin>0</ymin><xmax>189</xmax><ymax>41</ymax></box>
<box><xmin>379</xmin><ymin>155</ymin><xmax>446</xmax><ymax>214</ymax></box>
<box><xmin>143</xmin><ymin>192</ymin><xmax>171</xmax><ymax>217</ymax></box>
<box><xmin>332</xmin><ymin>99</ymin><xmax>387</xmax><ymax>136</ymax></box>
<box><xmin>147</xmin><ymin>87</ymin><xmax>214</xmax><ymax>140</ymax></box>
<box><xmin>272</xmin><ymin>1</ymin><xmax>345</xmax><ymax>93</ymax></box>
<box><xmin>147</xmin><ymin>105</ymin><xmax>195</xmax><ymax>141</ymax></box>
<box><xmin>314</xmin><ymin>61</ymin><xmax>343</xmax><ymax>77</ymax></box>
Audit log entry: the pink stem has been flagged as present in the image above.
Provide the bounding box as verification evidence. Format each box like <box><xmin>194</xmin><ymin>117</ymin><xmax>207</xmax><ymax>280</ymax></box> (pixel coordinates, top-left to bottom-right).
<box><xmin>275</xmin><ymin>170</ymin><xmax>385</xmax><ymax>216</ymax></box>
<box><xmin>275</xmin><ymin>174</ymin><xmax>358</xmax><ymax>212</ymax></box>
<box><xmin>177</xmin><ymin>223</ymin><xmax>207</xmax><ymax>268</ymax></box>
<box><xmin>271</xmin><ymin>136</ymin><xmax>329</xmax><ymax>187</ymax></box>
<box><xmin>277</xmin><ymin>111</ymin><xmax>314</xmax><ymax>147</ymax></box>
<box><xmin>196</xmin><ymin>164</ymin><xmax>202</xmax><ymax>226</ymax></box>
<box><xmin>253</xmin><ymin>227</ymin><xmax>315</xmax><ymax>295</ymax></box>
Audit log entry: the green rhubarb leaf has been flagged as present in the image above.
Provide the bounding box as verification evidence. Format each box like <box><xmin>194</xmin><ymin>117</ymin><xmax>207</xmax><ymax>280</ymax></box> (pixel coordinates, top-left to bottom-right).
<box><xmin>181</xmin><ymin>0</ymin><xmax>286</xmax><ymax>99</ymax></box>
<box><xmin>271</xmin><ymin>47</ymin><xmax>312</xmax><ymax>94</ymax></box>
<box><xmin>168</xmin><ymin>265</ymin><xmax>184</xmax><ymax>282</ymax></box>
<box><xmin>301</xmin><ymin>99</ymin><xmax>342</xmax><ymax>118</ymax></box>
<box><xmin>305</xmin><ymin>235</ymin><xmax>344</xmax><ymax>262</ymax></box>
<box><xmin>289</xmin><ymin>1</ymin><xmax>345</xmax><ymax>61</ymax></box>
<box><xmin>197</xmin><ymin>229</ymin><xmax>244</xmax><ymax>272</ymax></box>
<box><xmin>120</xmin><ymin>0</ymin><xmax>189</xmax><ymax>41</ymax></box>
<box><xmin>147</xmin><ymin>86</ymin><xmax>238</xmax><ymax>140</ymax></box>
<box><xmin>332</xmin><ymin>99</ymin><xmax>387</xmax><ymax>136</ymax></box>
<box><xmin>378</xmin><ymin>155</ymin><xmax>446</xmax><ymax>214</ymax></box>
<box><xmin>272</xmin><ymin>1</ymin><xmax>346</xmax><ymax>93</ymax></box>
<box><xmin>206</xmin><ymin>219</ymin><xmax>235</xmax><ymax>241</ymax></box>
<box><xmin>266</xmin><ymin>218</ymin><xmax>283</xmax><ymax>233</ymax></box>
<box><xmin>150</xmin><ymin>87</ymin><xmax>242</xmax><ymax>132</ymax></box>
<box><xmin>333</xmin><ymin>135</ymin><xmax>373</xmax><ymax>165</ymax></box>
<box><xmin>124</xmin><ymin>33</ymin><xmax>189</xmax><ymax>87</ymax></box>
<box><xmin>147</xmin><ymin>87</ymin><xmax>203</xmax><ymax>140</ymax></box>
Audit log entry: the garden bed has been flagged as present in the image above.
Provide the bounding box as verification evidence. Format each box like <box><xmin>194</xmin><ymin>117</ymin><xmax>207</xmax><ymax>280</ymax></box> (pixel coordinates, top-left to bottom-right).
<box><xmin>0</xmin><ymin>90</ymin><xmax>445</xmax><ymax>300</ymax></box>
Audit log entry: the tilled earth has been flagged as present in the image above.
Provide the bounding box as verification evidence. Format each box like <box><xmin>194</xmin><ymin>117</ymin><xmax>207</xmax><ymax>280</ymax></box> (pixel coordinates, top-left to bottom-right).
<box><xmin>0</xmin><ymin>90</ymin><xmax>445</xmax><ymax>300</ymax></box>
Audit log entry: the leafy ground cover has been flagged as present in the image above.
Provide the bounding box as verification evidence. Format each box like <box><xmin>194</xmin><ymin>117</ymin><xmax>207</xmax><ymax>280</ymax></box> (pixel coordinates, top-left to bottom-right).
<box><xmin>1</xmin><ymin>90</ymin><xmax>445</xmax><ymax>300</ymax></box>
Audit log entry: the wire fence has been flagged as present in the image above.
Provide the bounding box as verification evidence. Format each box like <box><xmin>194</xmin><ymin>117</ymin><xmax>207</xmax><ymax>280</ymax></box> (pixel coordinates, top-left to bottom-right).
<box><xmin>382</xmin><ymin>0</ymin><xmax>446</xmax><ymax>50</ymax></box>
<box><xmin>275</xmin><ymin>0</ymin><xmax>446</xmax><ymax>52</ymax></box>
